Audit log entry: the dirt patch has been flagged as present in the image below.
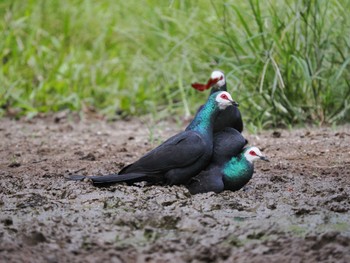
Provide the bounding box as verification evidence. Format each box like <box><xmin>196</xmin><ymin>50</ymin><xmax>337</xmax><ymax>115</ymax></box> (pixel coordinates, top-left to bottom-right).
<box><xmin>1</xmin><ymin>115</ymin><xmax>350</xmax><ymax>262</ymax></box>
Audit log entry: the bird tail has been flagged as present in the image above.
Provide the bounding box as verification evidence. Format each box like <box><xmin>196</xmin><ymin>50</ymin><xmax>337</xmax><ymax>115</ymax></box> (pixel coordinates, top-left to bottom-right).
<box><xmin>67</xmin><ymin>173</ymin><xmax>147</xmax><ymax>185</ymax></box>
<box><xmin>91</xmin><ymin>173</ymin><xmax>147</xmax><ymax>185</ymax></box>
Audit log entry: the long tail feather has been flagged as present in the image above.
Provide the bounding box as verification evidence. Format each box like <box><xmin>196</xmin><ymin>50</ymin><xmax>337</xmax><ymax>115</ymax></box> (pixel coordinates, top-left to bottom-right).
<box><xmin>90</xmin><ymin>173</ymin><xmax>146</xmax><ymax>184</ymax></box>
<box><xmin>66</xmin><ymin>173</ymin><xmax>147</xmax><ymax>185</ymax></box>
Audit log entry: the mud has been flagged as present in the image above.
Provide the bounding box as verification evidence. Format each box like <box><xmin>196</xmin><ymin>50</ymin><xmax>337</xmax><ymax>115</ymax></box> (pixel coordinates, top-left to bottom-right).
<box><xmin>1</xmin><ymin>114</ymin><xmax>350</xmax><ymax>263</ymax></box>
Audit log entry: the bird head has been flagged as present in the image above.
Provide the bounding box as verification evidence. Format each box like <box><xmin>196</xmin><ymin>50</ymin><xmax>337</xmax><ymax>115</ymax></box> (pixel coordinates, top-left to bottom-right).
<box><xmin>210</xmin><ymin>70</ymin><xmax>226</xmax><ymax>89</ymax></box>
<box><xmin>243</xmin><ymin>146</ymin><xmax>269</xmax><ymax>163</ymax></box>
<box><xmin>215</xmin><ymin>91</ymin><xmax>239</xmax><ymax>110</ymax></box>
<box><xmin>191</xmin><ymin>70</ymin><xmax>226</xmax><ymax>92</ymax></box>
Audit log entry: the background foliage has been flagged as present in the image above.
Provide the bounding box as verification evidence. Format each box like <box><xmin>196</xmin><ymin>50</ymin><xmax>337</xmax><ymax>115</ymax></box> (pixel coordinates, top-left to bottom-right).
<box><xmin>1</xmin><ymin>0</ymin><xmax>349</xmax><ymax>129</ymax></box>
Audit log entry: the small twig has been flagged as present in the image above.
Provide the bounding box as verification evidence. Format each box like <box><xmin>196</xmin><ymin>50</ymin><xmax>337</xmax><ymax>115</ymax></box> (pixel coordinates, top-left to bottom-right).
<box><xmin>32</xmin><ymin>159</ymin><xmax>48</xmax><ymax>164</ymax></box>
<box><xmin>72</xmin><ymin>167</ymin><xmax>86</xmax><ymax>174</ymax></box>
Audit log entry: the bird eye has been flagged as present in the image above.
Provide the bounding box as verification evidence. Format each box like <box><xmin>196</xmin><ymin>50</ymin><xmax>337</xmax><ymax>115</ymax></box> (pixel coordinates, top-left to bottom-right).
<box><xmin>220</xmin><ymin>93</ymin><xmax>228</xmax><ymax>100</ymax></box>
<box><xmin>249</xmin><ymin>150</ymin><xmax>257</xmax><ymax>156</ymax></box>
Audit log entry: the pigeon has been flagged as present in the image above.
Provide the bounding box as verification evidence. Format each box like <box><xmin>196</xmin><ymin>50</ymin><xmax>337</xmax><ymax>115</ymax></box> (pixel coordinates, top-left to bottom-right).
<box><xmin>192</xmin><ymin>70</ymin><xmax>243</xmax><ymax>133</ymax></box>
<box><xmin>187</xmin><ymin>146</ymin><xmax>269</xmax><ymax>194</ymax></box>
<box><xmin>69</xmin><ymin>91</ymin><xmax>239</xmax><ymax>186</ymax></box>
<box><xmin>211</xmin><ymin>127</ymin><xmax>247</xmax><ymax>166</ymax></box>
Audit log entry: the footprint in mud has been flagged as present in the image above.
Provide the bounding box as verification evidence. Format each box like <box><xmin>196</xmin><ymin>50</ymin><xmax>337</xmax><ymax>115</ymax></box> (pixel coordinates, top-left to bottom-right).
<box><xmin>22</xmin><ymin>231</ymin><xmax>47</xmax><ymax>246</ymax></box>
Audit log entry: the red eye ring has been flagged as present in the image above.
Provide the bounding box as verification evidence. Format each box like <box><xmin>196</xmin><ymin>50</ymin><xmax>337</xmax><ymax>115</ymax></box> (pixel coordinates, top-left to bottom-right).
<box><xmin>220</xmin><ymin>93</ymin><xmax>228</xmax><ymax>100</ymax></box>
<box><xmin>249</xmin><ymin>150</ymin><xmax>257</xmax><ymax>156</ymax></box>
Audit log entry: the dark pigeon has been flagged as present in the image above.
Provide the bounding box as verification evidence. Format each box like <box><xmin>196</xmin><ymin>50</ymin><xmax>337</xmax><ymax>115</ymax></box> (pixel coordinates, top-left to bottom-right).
<box><xmin>69</xmin><ymin>91</ymin><xmax>239</xmax><ymax>186</ymax></box>
<box><xmin>192</xmin><ymin>70</ymin><xmax>243</xmax><ymax>133</ymax></box>
<box><xmin>187</xmin><ymin>146</ymin><xmax>269</xmax><ymax>194</ymax></box>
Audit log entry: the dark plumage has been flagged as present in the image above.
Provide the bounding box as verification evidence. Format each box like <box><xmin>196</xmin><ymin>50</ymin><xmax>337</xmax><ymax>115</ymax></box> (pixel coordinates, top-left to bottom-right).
<box><xmin>192</xmin><ymin>70</ymin><xmax>243</xmax><ymax>133</ymax></box>
<box><xmin>69</xmin><ymin>91</ymin><xmax>238</xmax><ymax>186</ymax></box>
<box><xmin>211</xmin><ymin>128</ymin><xmax>247</xmax><ymax>166</ymax></box>
<box><xmin>187</xmin><ymin>146</ymin><xmax>269</xmax><ymax>194</ymax></box>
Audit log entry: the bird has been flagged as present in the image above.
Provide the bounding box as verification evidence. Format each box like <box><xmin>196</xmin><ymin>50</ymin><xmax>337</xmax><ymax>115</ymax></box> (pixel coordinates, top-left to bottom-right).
<box><xmin>69</xmin><ymin>91</ymin><xmax>239</xmax><ymax>186</ymax></box>
<box><xmin>187</xmin><ymin>146</ymin><xmax>269</xmax><ymax>194</ymax></box>
<box><xmin>211</xmin><ymin>127</ymin><xmax>248</xmax><ymax>166</ymax></box>
<box><xmin>185</xmin><ymin>127</ymin><xmax>247</xmax><ymax>193</ymax></box>
<box><xmin>191</xmin><ymin>70</ymin><xmax>243</xmax><ymax>133</ymax></box>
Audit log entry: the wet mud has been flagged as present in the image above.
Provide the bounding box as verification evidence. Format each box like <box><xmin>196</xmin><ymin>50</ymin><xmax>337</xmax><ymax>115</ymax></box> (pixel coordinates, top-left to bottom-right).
<box><xmin>1</xmin><ymin>115</ymin><xmax>350</xmax><ymax>262</ymax></box>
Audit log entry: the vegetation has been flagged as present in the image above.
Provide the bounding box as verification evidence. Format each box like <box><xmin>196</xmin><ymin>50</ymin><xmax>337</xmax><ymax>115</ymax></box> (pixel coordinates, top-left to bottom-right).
<box><xmin>1</xmin><ymin>0</ymin><xmax>349</xmax><ymax>129</ymax></box>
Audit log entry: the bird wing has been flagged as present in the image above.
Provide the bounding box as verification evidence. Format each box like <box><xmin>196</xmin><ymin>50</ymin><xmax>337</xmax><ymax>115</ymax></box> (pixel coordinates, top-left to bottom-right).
<box><xmin>119</xmin><ymin>131</ymin><xmax>207</xmax><ymax>175</ymax></box>
<box><xmin>212</xmin><ymin>128</ymin><xmax>246</xmax><ymax>165</ymax></box>
<box><xmin>187</xmin><ymin>168</ymin><xmax>224</xmax><ymax>194</ymax></box>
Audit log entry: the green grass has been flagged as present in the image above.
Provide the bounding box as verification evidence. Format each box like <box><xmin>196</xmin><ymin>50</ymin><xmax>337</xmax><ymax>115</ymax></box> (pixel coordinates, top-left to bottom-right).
<box><xmin>1</xmin><ymin>0</ymin><xmax>349</xmax><ymax>129</ymax></box>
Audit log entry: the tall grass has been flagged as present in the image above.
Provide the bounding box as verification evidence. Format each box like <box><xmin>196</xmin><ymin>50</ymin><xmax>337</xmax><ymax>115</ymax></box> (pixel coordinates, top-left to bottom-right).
<box><xmin>1</xmin><ymin>0</ymin><xmax>349</xmax><ymax>128</ymax></box>
<box><xmin>212</xmin><ymin>0</ymin><xmax>350</xmax><ymax>128</ymax></box>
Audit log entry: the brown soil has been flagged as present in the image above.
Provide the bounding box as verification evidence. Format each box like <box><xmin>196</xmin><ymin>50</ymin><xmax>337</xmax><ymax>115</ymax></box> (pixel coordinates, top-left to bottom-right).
<box><xmin>1</xmin><ymin>115</ymin><xmax>350</xmax><ymax>263</ymax></box>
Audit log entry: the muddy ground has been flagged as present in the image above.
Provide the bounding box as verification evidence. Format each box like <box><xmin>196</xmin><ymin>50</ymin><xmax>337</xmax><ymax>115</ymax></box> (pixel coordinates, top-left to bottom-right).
<box><xmin>0</xmin><ymin>114</ymin><xmax>349</xmax><ymax>263</ymax></box>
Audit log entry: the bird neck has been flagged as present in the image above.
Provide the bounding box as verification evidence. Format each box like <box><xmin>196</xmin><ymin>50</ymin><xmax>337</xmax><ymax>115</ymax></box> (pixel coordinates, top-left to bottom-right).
<box><xmin>210</xmin><ymin>84</ymin><xmax>227</xmax><ymax>94</ymax></box>
<box><xmin>186</xmin><ymin>97</ymin><xmax>218</xmax><ymax>137</ymax></box>
<box><xmin>222</xmin><ymin>154</ymin><xmax>252</xmax><ymax>181</ymax></box>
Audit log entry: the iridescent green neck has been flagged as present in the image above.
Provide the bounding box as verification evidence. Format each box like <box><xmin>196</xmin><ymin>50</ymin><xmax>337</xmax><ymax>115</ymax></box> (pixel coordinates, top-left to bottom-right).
<box><xmin>186</xmin><ymin>95</ymin><xmax>218</xmax><ymax>135</ymax></box>
<box><xmin>222</xmin><ymin>153</ymin><xmax>250</xmax><ymax>180</ymax></box>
